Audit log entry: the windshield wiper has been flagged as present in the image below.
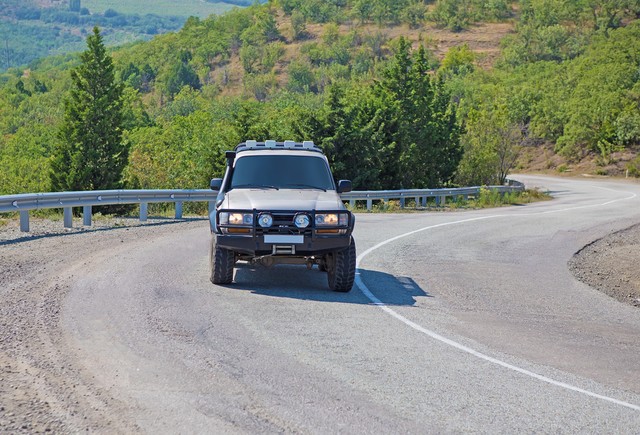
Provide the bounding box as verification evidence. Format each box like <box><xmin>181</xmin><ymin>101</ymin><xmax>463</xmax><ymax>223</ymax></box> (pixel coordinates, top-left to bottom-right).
<box><xmin>284</xmin><ymin>184</ymin><xmax>327</xmax><ymax>192</ymax></box>
<box><xmin>233</xmin><ymin>184</ymin><xmax>279</xmax><ymax>190</ymax></box>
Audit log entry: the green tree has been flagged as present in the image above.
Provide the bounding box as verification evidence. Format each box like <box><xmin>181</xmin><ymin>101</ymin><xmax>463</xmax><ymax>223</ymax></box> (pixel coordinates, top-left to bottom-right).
<box><xmin>262</xmin><ymin>42</ymin><xmax>285</xmax><ymax>71</ymax></box>
<box><xmin>232</xmin><ymin>100</ymin><xmax>271</xmax><ymax>140</ymax></box>
<box><xmin>0</xmin><ymin>124</ymin><xmax>54</xmax><ymax>194</ymax></box>
<box><xmin>351</xmin><ymin>0</ymin><xmax>374</xmax><ymax>24</ymax></box>
<box><xmin>240</xmin><ymin>44</ymin><xmax>262</xmax><ymax>73</ymax></box>
<box><xmin>439</xmin><ymin>44</ymin><xmax>475</xmax><ymax>79</ymax></box>
<box><xmin>457</xmin><ymin>108</ymin><xmax>523</xmax><ymax>185</ymax></box>
<box><xmin>290</xmin><ymin>10</ymin><xmax>307</xmax><ymax>40</ymax></box>
<box><xmin>430</xmin><ymin>0</ymin><xmax>511</xmax><ymax>31</ymax></box>
<box><xmin>315</xmin><ymin>84</ymin><xmax>382</xmax><ymax>188</ymax></box>
<box><xmin>401</xmin><ymin>2</ymin><xmax>427</xmax><ymax>28</ymax></box>
<box><xmin>287</xmin><ymin>59</ymin><xmax>316</xmax><ymax>93</ymax></box>
<box><xmin>430</xmin><ymin>0</ymin><xmax>475</xmax><ymax>31</ymax></box>
<box><xmin>161</xmin><ymin>58</ymin><xmax>201</xmax><ymax>98</ymax></box>
<box><xmin>244</xmin><ymin>73</ymin><xmax>277</xmax><ymax>101</ymax></box>
<box><xmin>303</xmin><ymin>39</ymin><xmax>462</xmax><ymax>190</ymax></box>
<box><xmin>410</xmin><ymin>46</ymin><xmax>462</xmax><ymax>188</ymax></box>
<box><xmin>50</xmin><ymin>27</ymin><xmax>126</xmax><ymax>192</ymax></box>
<box><xmin>375</xmin><ymin>38</ymin><xmax>462</xmax><ymax>188</ymax></box>
<box><xmin>240</xmin><ymin>7</ymin><xmax>281</xmax><ymax>45</ymax></box>
<box><xmin>581</xmin><ymin>0</ymin><xmax>640</xmax><ymax>33</ymax></box>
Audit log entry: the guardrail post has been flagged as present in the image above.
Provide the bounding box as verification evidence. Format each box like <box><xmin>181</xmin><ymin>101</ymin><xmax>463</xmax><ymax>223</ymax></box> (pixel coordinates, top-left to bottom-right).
<box><xmin>175</xmin><ymin>201</ymin><xmax>183</xmax><ymax>219</ymax></box>
<box><xmin>440</xmin><ymin>195</ymin><xmax>446</xmax><ymax>207</ymax></box>
<box><xmin>349</xmin><ymin>199</ymin><xmax>355</xmax><ymax>208</ymax></box>
<box><xmin>19</xmin><ymin>211</ymin><xmax>29</xmax><ymax>232</ymax></box>
<box><xmin>414</xmin><ymin>197</ymin><xmax>419</xmax><ymax>208</ymax></box>
<box><xmin>400</xmin><ymin>196</ymin><xmax>405</xmax><ymax>209</ymax></box>
<box><xmin>83</xmin><ymin>205</ymin><xmax>92</xmax><ymax>226</ymax></box>
<box><xmin>63</xmin><ymin>207</ymin><xmax>73</xmax><ymax>228</ymax></box>
<box><xmin>421</xmin><ymin>197</ymin><xmax>427</xmax><ymax>207</ymax></box>
<box><xmin>366</xmin><ymin>198</ymin><xmax>372</xmax><ymax>211</ymax></box>
<box><xmin>140</xmin><ymin>202</ymin><xmax>148</xmax><ymax>222</ymax></box>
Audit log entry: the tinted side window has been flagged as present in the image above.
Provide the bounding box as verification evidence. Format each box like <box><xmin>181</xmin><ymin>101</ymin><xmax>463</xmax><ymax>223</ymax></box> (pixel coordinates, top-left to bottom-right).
<box><xmin>231</xmin><ymin>155</ymin><xmax>334</xmax><ymax>190</ymax></box>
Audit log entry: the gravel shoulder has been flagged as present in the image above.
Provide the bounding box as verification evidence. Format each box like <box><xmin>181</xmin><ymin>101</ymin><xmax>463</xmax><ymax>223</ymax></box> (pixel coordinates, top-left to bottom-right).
<box><xmin>569</xmin><ymin>222</ymin><xmax>640</xmax><ymax>308</ymax></box>
<box><xmin>0</xmin><ymin>213</ymin><xmax>638</xmax><ymax>431</ymax></box>
<box><xmin>0</xmin><ymin>217</ymin><xmax>206</xmax><ymax>433</ymax></box>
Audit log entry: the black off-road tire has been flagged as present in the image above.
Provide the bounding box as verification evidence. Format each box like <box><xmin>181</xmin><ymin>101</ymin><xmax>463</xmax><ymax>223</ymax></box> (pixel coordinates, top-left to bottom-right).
<box><xmin>209</xmin><ymin>236</ymin><xmax>234</xmax><ymax>284</ymax></box>
<box><xmin>327</xmin><ymin>236</ymin><xmax>356</xmax><ymax>292</ymax></box>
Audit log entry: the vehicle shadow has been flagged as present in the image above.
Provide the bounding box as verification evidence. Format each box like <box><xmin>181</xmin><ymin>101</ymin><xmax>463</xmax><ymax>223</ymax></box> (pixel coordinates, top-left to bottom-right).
<box><xmin>230</xmin><ymin>263</ymin><xmax>431</xmax><ymax>306</ymax></box>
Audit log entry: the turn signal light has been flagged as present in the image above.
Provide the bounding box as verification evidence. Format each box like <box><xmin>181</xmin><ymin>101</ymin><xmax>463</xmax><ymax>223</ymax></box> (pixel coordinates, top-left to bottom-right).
<box><xmin>227</xmin><ymin>228</ymin><xmax>251</xmax><ymax>234</ymax></box>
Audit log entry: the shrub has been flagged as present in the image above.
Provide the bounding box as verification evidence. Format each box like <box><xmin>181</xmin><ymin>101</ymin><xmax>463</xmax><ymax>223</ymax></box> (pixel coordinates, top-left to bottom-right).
<box><xmin>627</xmin><ymin>156</ymin><xmax>640</xmax><ymax>177</ymax></box>
<box><xmin>476</xmin><ymin>187</ymin><xmax>502</xmax><ymax>207</ymax></box>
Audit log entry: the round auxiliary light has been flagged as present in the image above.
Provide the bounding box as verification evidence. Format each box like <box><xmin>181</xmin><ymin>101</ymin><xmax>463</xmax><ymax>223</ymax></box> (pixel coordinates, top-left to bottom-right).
<box><xmin>294</xmin><ymin>213</ymin><xmax>310</xmax><ymax>228</ymax></box>
<box><xmin>258</xmin><ymin>213</ymin><xmax>273</xmax><ymax>228</ymax></box>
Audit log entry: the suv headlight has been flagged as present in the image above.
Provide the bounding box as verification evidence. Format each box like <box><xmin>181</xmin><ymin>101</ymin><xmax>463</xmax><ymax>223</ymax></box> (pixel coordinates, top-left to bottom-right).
<box><xmin>220</xmin><ymin>212</ymin><xmax>253</xmax><ymax>226</ymax></box>
<box><xmin>315</xmin><ymin>213</ymin><xmax>348</xmax><ymax>226</ymax></box>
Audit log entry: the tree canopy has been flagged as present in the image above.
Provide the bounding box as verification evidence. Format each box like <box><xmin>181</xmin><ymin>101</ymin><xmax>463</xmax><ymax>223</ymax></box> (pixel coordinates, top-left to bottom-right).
<box><xmin>50</xmin><ymin>27</ymin><xmax>127</xmax><ymax>192</ymax></box>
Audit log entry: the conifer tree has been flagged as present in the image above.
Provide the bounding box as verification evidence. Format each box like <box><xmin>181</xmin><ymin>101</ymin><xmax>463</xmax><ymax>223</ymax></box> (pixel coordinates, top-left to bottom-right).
<box><xmin>377</xmin><ymin>37</ymin><xmax>461</xmax><ymax>188</ymax></box>
<box><xmin>51</xmin><ymin>27</ymin><xmax>125</xmax><ymax>192</ymax></box>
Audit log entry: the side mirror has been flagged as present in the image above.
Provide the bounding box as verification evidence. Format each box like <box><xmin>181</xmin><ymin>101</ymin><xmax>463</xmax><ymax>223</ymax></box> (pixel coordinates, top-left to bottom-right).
<box><xmin>337</xmin><ymin>180</ymin><xmax>352</xmax><ymax>194</ymax></box>
<box><xmin>210</xmin><ymin>178</ymin><xmax>223</xmax><ymax>191</ymax></box>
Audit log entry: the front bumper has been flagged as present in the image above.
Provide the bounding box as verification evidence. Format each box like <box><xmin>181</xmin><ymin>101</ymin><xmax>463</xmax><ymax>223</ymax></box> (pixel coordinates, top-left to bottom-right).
<box><xmin>215</xmin><ymin>232</ymin><xmax>352</xmax><ymax>256</ymax></box>
<box><xmin>213</xmin><ymin>209</ymin><xmax>354</xmax><ymax>256</ymax></box>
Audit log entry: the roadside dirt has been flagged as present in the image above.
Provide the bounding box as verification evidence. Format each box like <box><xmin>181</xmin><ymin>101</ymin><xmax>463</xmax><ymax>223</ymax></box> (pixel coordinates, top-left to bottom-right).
<box><xmin>519</xmin><ymin>143</ymin><xmax>640</xmax><ymax>178</ymax></box>
<box><xmin>569</xmin><ymin>222</ymin><xmax>640</xmax><ymax>308</ymax></box>
<box><xmin>0</xmin><ymin>218</ymin><xmax>204</xmax><ymax>433</ymax></box>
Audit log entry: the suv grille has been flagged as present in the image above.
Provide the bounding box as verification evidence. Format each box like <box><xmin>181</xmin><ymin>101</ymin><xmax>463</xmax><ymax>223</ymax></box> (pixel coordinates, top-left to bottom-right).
<box><xmin>256</xmin><ymin>212</ymin><xmax>311</xmax><ymax>236</ymax></box>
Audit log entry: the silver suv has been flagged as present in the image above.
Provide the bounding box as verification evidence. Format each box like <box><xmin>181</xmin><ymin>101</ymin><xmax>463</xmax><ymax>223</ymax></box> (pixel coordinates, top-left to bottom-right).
<box><xmin>209</xmin><ymin>140</ymin><xmax>356</xmax><ymax>292</ymax></box>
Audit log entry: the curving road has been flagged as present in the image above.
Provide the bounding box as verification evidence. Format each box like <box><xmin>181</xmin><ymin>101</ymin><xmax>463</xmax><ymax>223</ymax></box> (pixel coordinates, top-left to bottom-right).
<box><xmin>2</xmin><ymin>175</ymin><xmax>640</xmax><ymax>432</ymax></box>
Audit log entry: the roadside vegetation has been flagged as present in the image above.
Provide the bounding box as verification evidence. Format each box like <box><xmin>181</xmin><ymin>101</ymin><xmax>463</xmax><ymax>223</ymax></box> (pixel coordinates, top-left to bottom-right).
<box><xmin>0</xmin><ymin>0</ymin><xmax>639</xmax><ymax>204</ymax></box>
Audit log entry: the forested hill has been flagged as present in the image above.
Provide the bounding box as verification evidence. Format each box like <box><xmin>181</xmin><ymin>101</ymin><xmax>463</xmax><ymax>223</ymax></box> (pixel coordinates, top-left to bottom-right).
<box><xmin>1</xmin><ymin>0</ymin><xmax>640</xmax><ymax>198</ymax></box>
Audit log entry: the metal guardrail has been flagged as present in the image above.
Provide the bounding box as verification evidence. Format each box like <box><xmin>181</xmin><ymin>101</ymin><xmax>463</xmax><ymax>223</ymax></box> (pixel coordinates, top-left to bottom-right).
<box><xmin>0</xmin><ymin>182</ymin><xmax>524</xmax><ymax>232</ymax></box>
<box><xmin>0</xmin><ymin>189</ymin><xmax>218</xmax><ymax>232</ymax></box>
<box><xmin>342</xmin><ymin>183</ymin><xmax>524</xmax><ymax>211</ymax></box>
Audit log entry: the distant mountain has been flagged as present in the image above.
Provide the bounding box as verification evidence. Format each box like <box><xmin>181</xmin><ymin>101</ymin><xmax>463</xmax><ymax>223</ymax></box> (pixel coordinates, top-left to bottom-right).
<box><xmin>0</xmin><ymin>0</ymin><xmax>246</xmax><ymax>72</ymax></box>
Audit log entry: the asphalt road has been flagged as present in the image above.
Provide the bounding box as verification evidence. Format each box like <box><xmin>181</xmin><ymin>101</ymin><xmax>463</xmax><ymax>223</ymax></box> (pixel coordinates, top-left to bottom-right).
<box><xmin>25</xmin><ymin>176</ymin><xmax>640</xmax><ymax>431</ymax></box>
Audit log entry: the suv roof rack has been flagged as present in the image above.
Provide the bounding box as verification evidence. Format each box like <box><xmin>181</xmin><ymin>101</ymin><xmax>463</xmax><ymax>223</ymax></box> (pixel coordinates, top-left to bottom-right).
<box><xmin>235</xmin><ymin>140</ymin><xmax>323</xmax><ymax>153</ymax></box>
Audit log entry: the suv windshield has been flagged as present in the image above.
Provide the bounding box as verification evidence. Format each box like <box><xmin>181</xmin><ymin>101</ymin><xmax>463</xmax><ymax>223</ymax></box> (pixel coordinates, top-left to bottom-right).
<box><xmin>231</xmin><ymin>155</ymin><xmax>334</xmax><ymax>191</ymax></box>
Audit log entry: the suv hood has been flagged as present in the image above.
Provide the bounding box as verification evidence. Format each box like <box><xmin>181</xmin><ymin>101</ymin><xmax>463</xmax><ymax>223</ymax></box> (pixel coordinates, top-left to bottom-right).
<box><xmin>222</xmin><ymin>189</ymin><xmax>344</xmax><ymax>211</ymax></box>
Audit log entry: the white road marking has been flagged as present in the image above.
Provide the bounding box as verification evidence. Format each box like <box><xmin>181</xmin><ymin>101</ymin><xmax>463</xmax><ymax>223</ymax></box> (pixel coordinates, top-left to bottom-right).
<box><xmin>355</xmin><ymin>187</ymin><xmax>640</xmax><ymax>411</ymax></box>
